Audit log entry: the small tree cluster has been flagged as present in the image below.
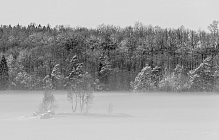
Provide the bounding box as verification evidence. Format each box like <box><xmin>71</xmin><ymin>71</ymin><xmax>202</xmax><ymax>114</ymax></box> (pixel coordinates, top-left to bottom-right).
<box><xmin>66</xmin><ymin>55</ymin><xmax>95</xmax><ymax>113</ymax></box>
<box><xmin>133</xmin><ymin>55</ymin><xmax>219</xmax><ymax>92</ymax></box>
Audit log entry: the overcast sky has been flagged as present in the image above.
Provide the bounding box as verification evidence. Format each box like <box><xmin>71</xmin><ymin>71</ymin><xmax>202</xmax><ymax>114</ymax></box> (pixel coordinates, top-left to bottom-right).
<box><xmin>0</xmin><ymin>0</ymin><xmax>218</xmax><ymax>30</ymax></box>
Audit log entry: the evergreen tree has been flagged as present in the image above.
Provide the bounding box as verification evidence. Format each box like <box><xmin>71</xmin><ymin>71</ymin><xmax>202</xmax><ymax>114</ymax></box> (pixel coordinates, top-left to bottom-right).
<box><xmin>0</xmin><ymin>55</ymin><xmax>9</xmax><ymax>90</ymax></box>
<box><xmin>189</xmin><ymin>56</ymin><xmax>215</xmax><ymax>91</ymax></box>
<box><xmin>131</xmin><ymin>64</ymin><xmax>155</xmax><ymax>92</ymax></box>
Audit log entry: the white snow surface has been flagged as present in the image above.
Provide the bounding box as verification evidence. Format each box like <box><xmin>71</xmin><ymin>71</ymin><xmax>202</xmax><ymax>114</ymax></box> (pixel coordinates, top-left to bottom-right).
<box><xmin>0</xmin><ymin>91</ymin><xmax>219</xmax><ymax>140</ymax></box>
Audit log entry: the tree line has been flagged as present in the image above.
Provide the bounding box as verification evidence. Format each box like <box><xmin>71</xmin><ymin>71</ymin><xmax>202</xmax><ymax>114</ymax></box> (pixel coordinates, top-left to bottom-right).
<box><xmin>0</xmin><ymin>21</ymin><xmax>219</xmax><ymax>92</ymax></box>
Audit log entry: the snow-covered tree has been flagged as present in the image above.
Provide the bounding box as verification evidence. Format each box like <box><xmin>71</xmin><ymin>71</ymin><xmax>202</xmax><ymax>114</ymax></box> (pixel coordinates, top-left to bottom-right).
<box><xmin>189</xmin><ymin>56</ymin><xmax>215</xmax><ymax>91</ymax></box>
<box><xmin>131</xmin><ymin>64</ymin><xmax>155</xmax><ymax>92</ymax></box>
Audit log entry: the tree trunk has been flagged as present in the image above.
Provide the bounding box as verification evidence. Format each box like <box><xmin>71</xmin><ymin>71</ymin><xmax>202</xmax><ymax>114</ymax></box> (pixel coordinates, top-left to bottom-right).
<box><xmin>74</xmin><ymin>100</ymin><xmax>77</xmax><ymax>112</ymax></box>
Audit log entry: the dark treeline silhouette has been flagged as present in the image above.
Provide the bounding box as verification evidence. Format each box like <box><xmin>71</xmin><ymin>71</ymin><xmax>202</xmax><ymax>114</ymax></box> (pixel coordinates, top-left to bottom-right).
<box><xmin>0</xmin><ymin>21</ymin><xmax>219</xmax><ymax>91</ymax></box>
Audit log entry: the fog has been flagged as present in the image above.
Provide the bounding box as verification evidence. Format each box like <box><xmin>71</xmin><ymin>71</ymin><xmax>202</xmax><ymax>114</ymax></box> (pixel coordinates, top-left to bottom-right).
<box><xmin>0</xmin><ymin>91</ymin><xmax>219</xmax><ymax>140</ymax></box>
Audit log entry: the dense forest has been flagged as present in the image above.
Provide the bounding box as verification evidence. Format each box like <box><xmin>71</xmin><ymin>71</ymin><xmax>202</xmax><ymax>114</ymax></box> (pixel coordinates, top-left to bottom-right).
<box><xmin>0</xmin><ymin>21</ymin><xmax>219</xmax><ymax>92</ymax></box>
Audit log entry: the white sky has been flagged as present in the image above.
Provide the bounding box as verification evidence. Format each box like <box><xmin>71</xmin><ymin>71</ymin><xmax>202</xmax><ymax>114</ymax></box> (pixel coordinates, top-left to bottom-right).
<box><xmin>0</xmin><ymin>0</ymin><xmax>218</xmax><ymax>31</ymax></box>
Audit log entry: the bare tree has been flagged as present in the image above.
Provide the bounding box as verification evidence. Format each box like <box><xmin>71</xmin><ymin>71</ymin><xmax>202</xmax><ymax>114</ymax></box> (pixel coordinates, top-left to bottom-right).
<box><xmin>65</xmin><ymin>55</ymin><xmax>95</xmax><ymax>113</ymax></box>
<box><xmin>67</xmin><ymin>83</ymin><xmax>79</xmax><ymax>113</ymax></box>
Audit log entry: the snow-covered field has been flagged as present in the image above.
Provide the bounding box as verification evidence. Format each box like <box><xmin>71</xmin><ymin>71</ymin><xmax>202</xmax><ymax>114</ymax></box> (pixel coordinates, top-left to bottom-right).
<box><xmin>0</xmin><ymin>91</ymin><xmax>219</xmax><ymax>140</ymax></box>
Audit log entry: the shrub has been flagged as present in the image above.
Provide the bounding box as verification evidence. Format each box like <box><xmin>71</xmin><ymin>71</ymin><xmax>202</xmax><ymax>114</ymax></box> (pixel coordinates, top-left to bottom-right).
<box><xmin>39</xmin><ymin>90</ymin><xmax>58</xmax><ymax>113</ymax></box>
<box><xmin>107</xmin><ymin>103</ymin><xmax>114</xmax><ymax>114</ymax></box>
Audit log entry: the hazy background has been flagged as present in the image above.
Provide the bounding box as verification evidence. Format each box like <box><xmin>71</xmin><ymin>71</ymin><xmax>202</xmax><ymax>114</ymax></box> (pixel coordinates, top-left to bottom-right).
<box><xmin>0</xmin><ymin>0</ymin><xmax>218</xmax><ymax>30</ymax></box>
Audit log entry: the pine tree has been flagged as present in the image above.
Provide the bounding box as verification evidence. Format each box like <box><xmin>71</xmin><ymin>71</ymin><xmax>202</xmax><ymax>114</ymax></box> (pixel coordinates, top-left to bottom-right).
<box><xmin>0</xmin><ymin>55</ymin><xmax>9</xmax><ymax>90</ymax></box>
<box><xmin>189</xmin><ymin>56</ymin><xmax>215</xmax><ymax>91</ymax></box>
<box><xmin>132</xmin><ymin>64</ymin><xmax>155</xmax><ymax>92</ymax></box>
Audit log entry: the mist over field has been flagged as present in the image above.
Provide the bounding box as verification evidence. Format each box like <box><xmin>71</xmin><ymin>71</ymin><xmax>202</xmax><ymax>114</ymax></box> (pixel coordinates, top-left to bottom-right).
<box><xmin>0</xmin><ymin>91</ymin><xmax>219</xmax><ymax>140</ymax></box>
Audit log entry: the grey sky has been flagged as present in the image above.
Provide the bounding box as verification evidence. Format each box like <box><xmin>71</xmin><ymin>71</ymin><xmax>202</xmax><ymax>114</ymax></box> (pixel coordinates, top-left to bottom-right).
<box><xmin>0</xmin><ymin>0</ymin><xmax>218</xmax><ymax>30</ymax></box>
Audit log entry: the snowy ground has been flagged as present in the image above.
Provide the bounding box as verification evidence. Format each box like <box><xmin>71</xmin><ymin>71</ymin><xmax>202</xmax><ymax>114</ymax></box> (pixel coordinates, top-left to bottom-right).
<box><xmin>0</xmin><ymin>91</ymin><xmax>219</xmax><ymax>140</ymax></box>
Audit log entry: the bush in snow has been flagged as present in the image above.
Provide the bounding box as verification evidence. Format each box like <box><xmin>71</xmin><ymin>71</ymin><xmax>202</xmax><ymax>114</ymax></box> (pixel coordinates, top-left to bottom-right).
<box><xmin>107</xmin><ymin>103</ymin><xmax>114</xmax><ymax>114</ymax></box>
